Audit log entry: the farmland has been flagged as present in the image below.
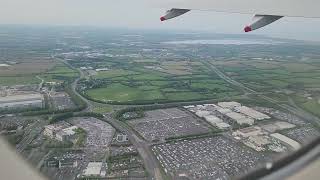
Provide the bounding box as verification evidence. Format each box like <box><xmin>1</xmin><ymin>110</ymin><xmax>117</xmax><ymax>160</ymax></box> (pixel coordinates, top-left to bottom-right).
<box><xmin>212</xmin><ymin>59</ymin><xmax>320</xmax><ymax>117</ymax></box>
<box><xmin>80</xmin><ymin>60</ymin><xmax>239</xmax><ymax>104</ymax></box>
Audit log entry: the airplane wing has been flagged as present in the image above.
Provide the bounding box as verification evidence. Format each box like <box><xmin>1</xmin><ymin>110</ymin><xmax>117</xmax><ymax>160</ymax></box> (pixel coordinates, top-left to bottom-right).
<box><xmin>158</xmin><ymin>0</ymin><xmax>320</xmax><ymax>32</ymax></box>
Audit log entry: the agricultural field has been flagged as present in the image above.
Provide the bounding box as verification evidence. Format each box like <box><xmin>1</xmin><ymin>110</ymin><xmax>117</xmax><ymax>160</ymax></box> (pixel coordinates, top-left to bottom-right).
<box><xmin>214</xmin><ymin>60</ymin><xmax>320</xmax><ymax>90</ymax></box>
<box><xmin>0</xmin><ymin>60</ymin><xmax>55</xmax><ymax>86</ymax></box>
<box><xmin>212</xmin><ymin>59</ymin><xmax>320</xmax><ymax>117</ymax></box>
<box><xmin>0</xmin><ymin>76</ymin><xmax>41</xmax><ymax>86</ymax></box>
<box><xmin>81</xmin><ymin>59</ymin><xmax>239</xmax><ymax>104</ymax></box>
<box><xmin>39</xmin><ymin>62</ymin><xmax>79</xmax><ymax>83</ymax></box>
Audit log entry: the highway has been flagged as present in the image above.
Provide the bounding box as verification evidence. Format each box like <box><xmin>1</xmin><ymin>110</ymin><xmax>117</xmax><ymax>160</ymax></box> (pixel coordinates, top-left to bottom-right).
<box><xmin>61</xmin><ymin>58</ymin><xmax>162</xmax><ymax>180</ymax></box>
<box><xmin>102</xmin><ymin>114</ymin><xmax>162</xmax><ymax>180</ymax></box>
<box><xmin>203</xmin><ymin>60</ymin><xmax>320</xmax><ymax>127</ymax></box>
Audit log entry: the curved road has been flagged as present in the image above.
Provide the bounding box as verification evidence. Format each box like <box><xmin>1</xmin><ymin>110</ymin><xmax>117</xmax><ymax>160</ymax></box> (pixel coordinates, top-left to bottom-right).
<box><xmin>60</xmin><ymin>58</ymin><xmax>162</xmax><ymax>179</ymax></box>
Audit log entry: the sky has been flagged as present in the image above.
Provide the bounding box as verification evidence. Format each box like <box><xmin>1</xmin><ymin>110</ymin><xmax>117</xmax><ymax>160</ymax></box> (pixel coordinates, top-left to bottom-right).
<box><xmin>1</xmin><ymin>0</ymin><xmax>320</xmax><ymax>41</ymax></box>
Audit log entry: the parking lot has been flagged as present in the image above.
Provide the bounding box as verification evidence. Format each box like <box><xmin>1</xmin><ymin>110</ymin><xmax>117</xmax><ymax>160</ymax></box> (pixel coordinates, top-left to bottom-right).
<box><xmin>253</xmin><ymin>107</ymin><xmax>307</xmax><ymax>125</ymax></box>
<box><xmin>282</xmin><ymin>126</ymin><xmax>320</xmax><ymax>144</ymax></box>
<box><xmin>152</xmin><ymin>136</ymin><xmax>267</xmax><ymax>179</ymax></box>
<box><xmin>50</xmin><ymin>92</ymin><xmax>76</xmax><ymax>110</ymax></box>
<box><xmin>128</xmin><ymin>108</ymin><xmax>210</xmax><ymax>141</ymax></box>
<box><xmin>71</xmin><ymin>117</ymin><xmax>115</xmax><ymax>148</ymax></box>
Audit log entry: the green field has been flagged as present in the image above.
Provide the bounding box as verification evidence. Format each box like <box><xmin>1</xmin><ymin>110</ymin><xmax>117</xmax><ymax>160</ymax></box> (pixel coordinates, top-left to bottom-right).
<box><xmin>86</xmin><ymin>83</ymin><xmax>165</xmax><ymax>102</ymax></box>
<box><xmin>214</xmin><ymin>59</ymin><xmax>320</xmax><ymax>117</ymax></box>
<box><xmin>81</xmin><ymin>59</ymin><xmax>240</xmax><ymax>104</ymax></box>
<box><xmin>0</xmin><ymin>76</ymin><xmax>41</xmax><ymax>86</ymax></box>
<box><xmin>95</xmin><ymin>69</ymin><xmax>137</xmax><ymax>79</ymax></box>
<box><xmin>40</xmin><ymin>62</ymin><xmax>79</xmax><ymax>82</ymax></box>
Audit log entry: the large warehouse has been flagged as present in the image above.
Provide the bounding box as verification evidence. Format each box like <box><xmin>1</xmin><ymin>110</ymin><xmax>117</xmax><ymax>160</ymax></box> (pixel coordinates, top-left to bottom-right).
<box><xmin>0</xmin><ymin>93</ymin><xmax>44</xmax><ymax>110</ymax></box>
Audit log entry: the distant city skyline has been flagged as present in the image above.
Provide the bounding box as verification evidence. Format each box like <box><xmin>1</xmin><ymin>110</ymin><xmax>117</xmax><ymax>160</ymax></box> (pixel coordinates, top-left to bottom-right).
<box><xmin>1</xmin><ymin>0</ymin><xmax>320</xmax><ymax>41</ymax></box>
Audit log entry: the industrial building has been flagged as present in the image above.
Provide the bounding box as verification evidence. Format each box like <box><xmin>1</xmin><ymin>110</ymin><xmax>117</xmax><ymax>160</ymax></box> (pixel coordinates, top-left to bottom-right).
<box><xmin>233</xmin><ymin>126</ymin><xmax>265</xmax><ymax>138</ymax></box>
<box><xmin>44</xmin><ymin>122</ymin><xmax>71</xmax><ymax>139</ymax></box>
<box><xmin>81</xmin><ymin>162</ymin><xmax>106</xmax><ymax>178</ymax></box>
<box><xmin>43</xmin><ymin>122</ymin><xmax>79</xmax><ymax>143</ymax></box>
<box><xmin>195</xmin><ymin>110</ymin><xmax>211</xmax><ymax>117</ymax></box>
<box><xmin>203</xmin><ymin>115</ymin><xmax>231</xmax><ymax>129</ymax></box>
<box><xmin>217</xmin><ymin>102</ymin><xmax>241</xmax><ymax>109</ymax></box>
<box><xmin>224</xmin><ymin>112</ymin><xmax>255</xmax><ymax>125</ymax></box>
<box><xmin>55</xmin><ymin>126</ymin><xmax>78</xmax><ymax>142</ymax></box>
<box><xmin>271</xmin><ymin>133</ymin><xmax>301</xmax><ymax>150</ymax></box>
<box><xmin>234</xmin><ymin>106</ymin><xmax>270</xmax><ymax>120</ymax></box>
<box><xmin>0</xmin><ymin>93</ymin><xmax>44</xmax><ymax>110</ymax></box>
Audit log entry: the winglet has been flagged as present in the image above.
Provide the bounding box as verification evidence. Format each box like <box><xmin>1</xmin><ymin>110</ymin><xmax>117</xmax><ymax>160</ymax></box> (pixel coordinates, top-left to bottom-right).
<box><xmin>160</xmin><ymin>8</ymin><xmax>190</xmax><ymax>22</ymax></box>
<box><xmin>244</xmin><ymin>15</ymin><xmax>283</xmax><ymax>32</ymax></box>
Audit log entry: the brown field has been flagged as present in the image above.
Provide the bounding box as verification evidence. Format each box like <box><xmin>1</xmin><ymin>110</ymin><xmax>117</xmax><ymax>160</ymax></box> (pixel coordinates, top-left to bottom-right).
<box><xmin>248</xmin><ymin>61</ymin><xmax>280</xmax><ymax>69</ymax></box>
<box><xmin>0</xmin><ymin>60</ymin><xmax>56</xmax><ymax>76</ymax></box>
<box><xmin>160</xmin><ymin>61</ymin><xmax>193</xmax><ymax>75</ymax></box>
<box><xmin>211</xmin><ymin>60</ymin><xmax>246</xmax><ymax>67</ymax></box>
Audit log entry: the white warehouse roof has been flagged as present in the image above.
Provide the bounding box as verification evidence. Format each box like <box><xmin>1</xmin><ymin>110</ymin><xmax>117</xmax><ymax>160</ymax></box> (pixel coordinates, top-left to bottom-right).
<box><xmin>271</xmin><ymin>133</ymin><xmax>301</xmax><ymax>150</ymax></box>
<box><xmin>204</xmin><ymin>115</ymin><xmax>223</xmax><ymax>124</ymax></box>
<box><xmin>83</xmin><ymin>162</ymin><xmax>103</xmax><ymax>176</ymax></box>
<box><xmin>218</xmin><ymin>102</ymin><xmax>241</xmax><ymax>109</ymax></box>
<box><xmin>0</xmin><ymin>94</ymin><xmax>43</xmax><ymax>103</ymax></box>
<box><xmin>225</xmin><ymin>112</ymin><xmax>254</xmax><ymax>125</ymax></box>
<box><xmin>235</xmin><ymin>106</ymin><xmax>270</xmax><ymax>120</ymax></box>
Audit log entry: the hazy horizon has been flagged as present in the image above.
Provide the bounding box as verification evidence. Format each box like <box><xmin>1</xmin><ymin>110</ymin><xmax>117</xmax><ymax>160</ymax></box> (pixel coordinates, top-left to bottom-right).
<box><xmin>1</xmin><ymin>0</ymin><xmax>320</xmax><ymax>41</ymax></box>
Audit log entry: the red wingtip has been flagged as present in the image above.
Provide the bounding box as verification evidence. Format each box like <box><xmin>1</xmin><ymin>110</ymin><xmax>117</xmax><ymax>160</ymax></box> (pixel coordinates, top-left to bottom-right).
<box><xmin>160</xmin><ymin>16</ymin><xmax>166</xmax><ymax>21</ymax></box>
<box><xmin>244</xmin><ymin>26</ymin><xmax>252</xmax><ymax>32</ymax></box>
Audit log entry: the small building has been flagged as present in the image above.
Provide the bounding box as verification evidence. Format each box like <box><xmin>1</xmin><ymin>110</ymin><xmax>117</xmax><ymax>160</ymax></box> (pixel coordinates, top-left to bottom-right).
<box><xmin>58</xmin><ymin>159</ymin><xmax>78</xmax><ymax>168</ymax></box>
<box><xmin>95</xmin><ymin>68</ymin><xmax>109</xmax><ymax>72</ymax></box>
<box><xmin>116</xmin><ymin>134</ymin><xmax>129</xmax><ymax>142</ymax></box>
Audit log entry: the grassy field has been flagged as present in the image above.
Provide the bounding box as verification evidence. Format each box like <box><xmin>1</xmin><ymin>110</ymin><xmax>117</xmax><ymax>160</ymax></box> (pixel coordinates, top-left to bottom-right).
<box><xmin>40</xmin><ymin>62</ymin><xmax>79</xmax><ymax>82</ymax></box>
<box><xmin>82</xmin><ymin>59</ymin><xmax>240</xmax><ymax>104</ymax></box>
<box><xmin>292</xmin><ymin>95</ymin><xmax>320</xmax><ymax>117</ymax></box>
<box><xmin>86</xmin><ymin>83</ymin><xmax>165</xmax><ymax>102</ymax></box>
<box><xmin>95</xmin><ymin>69</ymin><xmax>137</xmax><ymax>79</ymax></box>
<box><xmin>213</xmin><ymin>59</ymin><xmax>320</xmax><ymax>117</ymax></box>
<box><xmin>0</xmin><ymin>76</ymin><xmax>41</xmax><ymax>86</ymax></box>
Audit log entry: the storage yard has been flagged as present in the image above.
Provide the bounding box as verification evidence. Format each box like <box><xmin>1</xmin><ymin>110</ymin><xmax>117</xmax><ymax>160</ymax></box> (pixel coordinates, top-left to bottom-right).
<box><xmin>184</xmin><ymin>102</ymin><xmax>271</xmax><ymax>129</ymax></box>
<box><xmin>152</xmin><ymin>136</ymin><xmax>267</xmax><ymax>179</ymax></box>
<box><xmin>127</xmin><ymin>108</ymin><xmax>211</xmax><ymax>141</ymax></box>
<box><xmin>71</xmin><ymin>117</ymin><xmax>115</xmax><ymax>148</ymax></box>
<box><xmin>0</xmin><ymin>93</ymin><xmax>44</xmax><ymax>109</ymax></box>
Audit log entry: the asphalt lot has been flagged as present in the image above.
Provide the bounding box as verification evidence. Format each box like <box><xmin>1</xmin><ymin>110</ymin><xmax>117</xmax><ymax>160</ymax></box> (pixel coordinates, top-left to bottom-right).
<box><xmin>152</xmin><ymin>136</ymin><xmax>267</xmax><ymax>179</ymax></box>
<box><xmin>128</xmin><ymin>108</ymin><xmax>210</xmax><ymax>141</ymax></box>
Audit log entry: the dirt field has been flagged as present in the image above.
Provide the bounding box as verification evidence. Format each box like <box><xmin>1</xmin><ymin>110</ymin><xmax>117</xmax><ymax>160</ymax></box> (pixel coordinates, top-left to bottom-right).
<box><xmin>0</xmin><ymin>60</ymin><xmax>56</xmax><ymax>76</ymax></box>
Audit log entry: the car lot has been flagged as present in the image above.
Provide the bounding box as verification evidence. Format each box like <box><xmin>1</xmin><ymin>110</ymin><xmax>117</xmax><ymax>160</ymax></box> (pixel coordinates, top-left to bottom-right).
<box><xmin>71</xmin><ymin>117</ymin><xmax>115</xmax><ymax>148</ymax></box>
<box><xmin>50</xmin><ymin>92</ymin><xmax>76</xmax><ymax>110</ymax></box>
<box><xmin>253</xmin><ymin>107</ymin><xmax>307</xmax><ymax>125</ymax></box>
<box><xmin>128</xmin><ymin>108</ymin><xmax>210</xmax><ymax>141</ymax></box>
<box><xmin>282</xmin><ymin>126</ymin><xmax>320</xmax><ymax>144</ymax></box>
<box><xmin>152</xmin><ymin>136</ymin><xmax>267</xmax><ymax>179</ymax></box>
